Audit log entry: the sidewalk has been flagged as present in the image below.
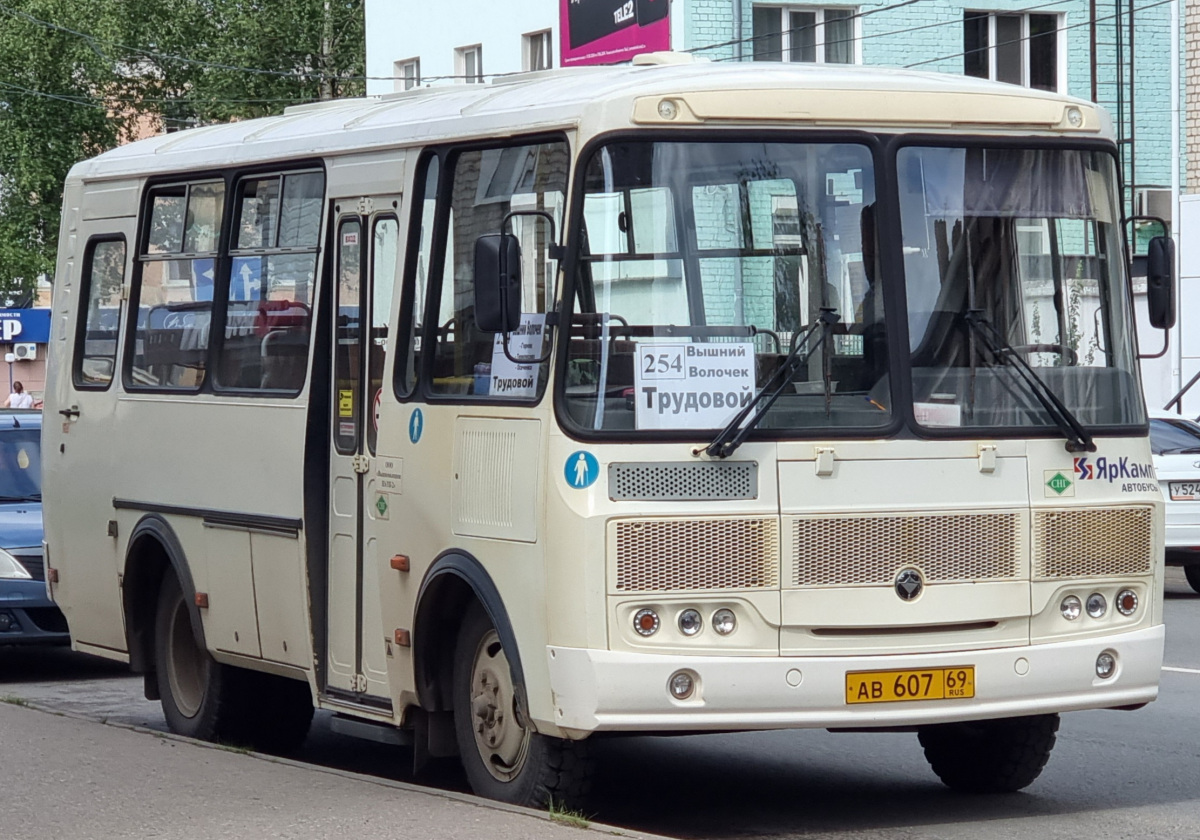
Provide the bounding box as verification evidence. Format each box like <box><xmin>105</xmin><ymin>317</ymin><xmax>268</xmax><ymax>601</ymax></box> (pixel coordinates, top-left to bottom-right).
<box><xmin>1</xmin><ymin>701</ymin><xmax>657</xmax><ymax>840</ymax></box>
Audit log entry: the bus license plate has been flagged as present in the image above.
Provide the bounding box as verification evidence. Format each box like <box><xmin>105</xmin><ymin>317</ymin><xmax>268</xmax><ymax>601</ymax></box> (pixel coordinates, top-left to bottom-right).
<box><xmin>845</xmin><ymin>667</ymin><xmax>975</xmax><ymax>704</ymax></box>
<box><xmin>1170</xmin><ymin>482</ymin><xmax>1200</xmax><ymax>501</ymax></box>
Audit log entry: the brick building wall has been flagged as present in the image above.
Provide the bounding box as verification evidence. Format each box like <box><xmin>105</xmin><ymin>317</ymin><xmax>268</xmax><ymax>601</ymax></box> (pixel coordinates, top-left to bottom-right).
<box><xmin>1188</xmin><ymin>0</ymin><xmax>1200</xmax><ymax>192</ymax></box>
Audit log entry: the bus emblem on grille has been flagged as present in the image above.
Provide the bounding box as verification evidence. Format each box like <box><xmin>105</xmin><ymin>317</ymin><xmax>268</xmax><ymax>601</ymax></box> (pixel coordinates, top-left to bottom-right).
<box><xmin>895</xmin><ymin>569</ymin><xmax>924</xmax><ymax>601</ymax></box>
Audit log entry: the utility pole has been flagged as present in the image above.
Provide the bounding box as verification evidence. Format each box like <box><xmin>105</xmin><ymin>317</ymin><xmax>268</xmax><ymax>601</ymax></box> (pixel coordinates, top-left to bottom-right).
<box><xmin>320</xmin><ymin>0</ymin><xmax>335</xmax><ymax>101</ymax></box>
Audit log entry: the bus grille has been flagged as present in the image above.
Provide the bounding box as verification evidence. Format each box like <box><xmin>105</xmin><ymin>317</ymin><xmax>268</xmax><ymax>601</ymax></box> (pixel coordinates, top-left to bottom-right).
<box><xmin>613</xmin><ymin>517</ymin><xmax>779</xmax><ymax>592</ymax></box>
<box><xmin>1032</xmin><ymin>506</ymin><xmax>1154</xmax><ymax>578</ymax></box>
<box><xmin>789</xmin><ymin>512</ymin><xmax>1022</xmax><ymax>587</ymax></box>
<box><xmin>608</xmin><ymin>461</ymin><xmax>758</xmax><ymax>501</ymax></box>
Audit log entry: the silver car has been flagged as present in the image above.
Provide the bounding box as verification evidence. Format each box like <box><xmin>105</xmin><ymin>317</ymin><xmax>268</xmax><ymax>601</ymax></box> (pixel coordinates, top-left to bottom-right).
<box><xmin>1150</xmin><ymin>411</ymin><xmax>1200</xmax><ymax>593</ymax></box>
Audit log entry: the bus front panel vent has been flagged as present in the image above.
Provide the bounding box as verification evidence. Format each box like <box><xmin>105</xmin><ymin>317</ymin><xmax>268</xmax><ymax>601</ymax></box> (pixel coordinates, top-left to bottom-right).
<box><xmin>789</xmin><ymin>511</ymin><xmax>1023</xmax><ymax>587</ymax></box>
<box><xmin>612</xmin><ymin>517</ymin><xmax>779</xmax><ymax>592</ymax></box>
<box><xmin>608</xmin><ymin>461</ymin><xmax>758</xmax><ymax>501</ymax></box>
<box><xmin>1032</xmin><ymin>506</ymin><xmax>1154</xmax><ymax>579</ymax></box>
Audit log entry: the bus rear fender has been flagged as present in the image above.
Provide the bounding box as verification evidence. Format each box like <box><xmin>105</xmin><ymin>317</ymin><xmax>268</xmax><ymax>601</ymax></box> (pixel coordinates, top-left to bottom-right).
<box><xmin>122</xmin><ymin>515</ymin><xmax>205</xmax><ymax>692</ymax></box>
<box><xmin>412</xmin><ymin>550</ymin><xmax>528</xmax><ymax>724</ymax></box>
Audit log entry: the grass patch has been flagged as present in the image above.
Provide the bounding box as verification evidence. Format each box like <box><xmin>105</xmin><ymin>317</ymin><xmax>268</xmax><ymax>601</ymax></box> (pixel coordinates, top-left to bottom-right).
<box><xmin>0</xmin><ymin>695</ymin><xmax>29</xmax><ymax>707</ymax></box>
<box><xmin>217</xmin><ymin>742</ymin><xmax>255</xmax><ymax>756</ymax></box>
<box><xmin>547</xmin><ymin>798</ymin><xmax>591</xmax><ymax>830</ymax></box>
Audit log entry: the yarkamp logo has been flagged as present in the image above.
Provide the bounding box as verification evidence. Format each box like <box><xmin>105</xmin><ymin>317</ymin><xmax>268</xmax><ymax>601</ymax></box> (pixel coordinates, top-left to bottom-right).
<box><xmin>1073</xmin><ymin>456</ymin><xmax>1154</xmax><ymax>483</ymax></box>
<box><xmin>1047</xmin><ymin>473</ymin><xmax>1072</xmax><ymax>495</ymax></box>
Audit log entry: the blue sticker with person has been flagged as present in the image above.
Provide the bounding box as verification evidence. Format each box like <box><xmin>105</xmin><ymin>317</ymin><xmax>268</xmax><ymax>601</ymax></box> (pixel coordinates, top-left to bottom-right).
<box><xmin>565</xmin><ymin>451</ymin><xmax>599</xmax><ymax>489</ymax></box>
<box><xmin>409</xmin><ymin>408</ymin><xmax>424</xmax><ymax>444</ymax></box>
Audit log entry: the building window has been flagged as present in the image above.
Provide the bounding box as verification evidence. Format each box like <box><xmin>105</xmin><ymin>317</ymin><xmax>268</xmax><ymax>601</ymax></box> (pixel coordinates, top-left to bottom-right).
<box><xmin>964</xmin><ymin>12</ymin><xmax>1060</xmax><ymax>92</ymax></box>
<box><xmin>394</xmin><ymin>58</ymin><xmax>420</xmax><ymax>92</ymax></box>
<box><xmin>752</xmin><ymin>6</ymin><xmax>856</xmax><ymax>64</ymax></box>
<box><xmin>524</xmin><ymin>30</ymin><xmax>552</xmax><ymax>71</ymax></box>
<box><xmin>456</xmin><ymin>45</ymin><xmax>483</xmax><ymax>83</ymax></box>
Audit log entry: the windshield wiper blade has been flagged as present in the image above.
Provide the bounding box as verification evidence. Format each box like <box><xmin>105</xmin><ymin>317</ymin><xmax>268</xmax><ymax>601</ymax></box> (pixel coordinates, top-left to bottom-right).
<box><xmin>706</xmin><ymin>308</ymin><xmax>838</xmax><ymax>459</ymax></box>
<box><xmin>0</xmin><ymin>494</ymin><xmax>40</xmax><ymax>502</ymax></box>
<box><xmin>963</xmin><ymin>310</ymin><xmax>1095</xmax><ymax>453</ymax></box>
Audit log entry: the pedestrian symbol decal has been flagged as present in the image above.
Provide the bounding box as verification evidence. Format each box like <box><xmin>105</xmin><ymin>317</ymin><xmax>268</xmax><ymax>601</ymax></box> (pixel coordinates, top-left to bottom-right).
<box><xmin>409</xmin><ymin>408</ymin><xmax>424</xmax><ymax>444</ymax></box>
<box><xmin>565</xmin><ymin>451</ymin><xmax>599</xmax><ymax>489</ymax></box>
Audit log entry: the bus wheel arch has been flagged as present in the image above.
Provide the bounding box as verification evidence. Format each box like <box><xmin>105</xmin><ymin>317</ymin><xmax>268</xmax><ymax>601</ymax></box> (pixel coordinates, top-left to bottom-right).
<box><xmin>412</xmin><ymin>551</ymin><xmax>528</xmax><ymax>719</ymax></box>
<box><xmin>122</xmin><ymin>516</ymin><xmax>204</xmax><ymax>679</ymax></box>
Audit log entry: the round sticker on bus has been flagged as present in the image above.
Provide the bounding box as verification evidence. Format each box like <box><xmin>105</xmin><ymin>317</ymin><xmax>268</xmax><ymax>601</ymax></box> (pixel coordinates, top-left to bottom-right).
<box><xmin>409</xmin><ymin>408</ymin><xmax>424</xmax><ymax>444</ymax></box>
<box><xmin>565</xmin><ymin>451</ymin><xmax>599</xmax><ymax>489</ymax></box>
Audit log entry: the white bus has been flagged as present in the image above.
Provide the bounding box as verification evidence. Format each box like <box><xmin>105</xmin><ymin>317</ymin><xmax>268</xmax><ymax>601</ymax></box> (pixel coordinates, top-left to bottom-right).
<box><xmin>43</xmin><ymin>56</ymin><xmax>1174</xmax><ymax>807</ymax></box>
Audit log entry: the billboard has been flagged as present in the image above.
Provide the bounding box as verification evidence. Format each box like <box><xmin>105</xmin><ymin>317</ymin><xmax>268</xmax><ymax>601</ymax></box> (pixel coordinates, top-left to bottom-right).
<box><xmin>560</xmin><ymin>0</ymin><xmax>671</xmax><ymax>67</ymax></box>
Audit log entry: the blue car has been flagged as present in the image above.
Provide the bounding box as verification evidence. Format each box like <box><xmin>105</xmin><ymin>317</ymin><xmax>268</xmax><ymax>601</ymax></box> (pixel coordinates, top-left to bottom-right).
<box><xmin>0</xmin><ymin>411</ymin><xmax>69</xmax><ymax>645</ymax></box>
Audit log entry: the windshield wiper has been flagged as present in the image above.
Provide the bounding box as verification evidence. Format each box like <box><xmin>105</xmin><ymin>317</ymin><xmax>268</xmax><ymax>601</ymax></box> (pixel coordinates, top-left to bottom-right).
<box><xmin>706</xmin><ymin>308</ymin><xmax>838</xmax><ymax>459</ymax></box>
<box><xmin>963</xmin><ymin>309</ymin><xmax>1095</xmax><ymax>453</ymax></box>
<box><xmin>0</xmin><ymin>494</ymin><xmax>40</xmax><ymax>502</ymax></box>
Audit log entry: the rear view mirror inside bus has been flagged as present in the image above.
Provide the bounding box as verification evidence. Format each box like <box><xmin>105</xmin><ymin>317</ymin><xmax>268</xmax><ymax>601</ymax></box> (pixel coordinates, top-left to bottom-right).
<box><xmin>474</xmin><ymin>233</ymin><xmax>521</xmax><ymax>333</ymax></box>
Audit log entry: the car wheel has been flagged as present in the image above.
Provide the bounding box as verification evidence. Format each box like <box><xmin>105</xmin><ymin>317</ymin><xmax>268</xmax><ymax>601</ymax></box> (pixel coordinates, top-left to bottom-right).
<box><xmin>452</xmin><ymin>603</ymin><xmax>591</xmax><ymax>808</ymax></box>
<box><xmin>1185</xmin><ymin>564</ymin><xmax>1200</xmax><ymax>595</ymax></box>
<box><xmin>918</xmin><ymin>714</ymin><xmax>1059</xmax><ymax>793</ymax></box>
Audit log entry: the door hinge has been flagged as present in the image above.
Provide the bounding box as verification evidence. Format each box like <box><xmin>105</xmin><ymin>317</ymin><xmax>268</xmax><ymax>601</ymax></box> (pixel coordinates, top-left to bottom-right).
<box><xmin>352</xmin><ymin>455</ymin><xmax>371</xmax><ymax>474</ymax></box>
<box><xmin>353</xmin><ymin>673</ymin><xmax>368</xmax><ymax>693</ymax></box>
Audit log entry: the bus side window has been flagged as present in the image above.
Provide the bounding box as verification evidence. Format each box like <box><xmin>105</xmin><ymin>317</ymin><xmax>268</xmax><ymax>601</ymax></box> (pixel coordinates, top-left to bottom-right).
<box><xmin>129</xmin><ymin>181</ymin><xmax>224</xmax><ymax>390</ymax></box>
<box><xmin>428</xmin><ymin>141</ymin><xmax>568</xmax><ymax>400</ymax></box>
<box><xmin>395</xmin><ymin>157</ymin><xmax>440</xmax><ymax>398</ymax></box>
<box><xmin>75</xmin><ymin>237</ymin><xmax>127</xmax><ymax>388</ymax></box>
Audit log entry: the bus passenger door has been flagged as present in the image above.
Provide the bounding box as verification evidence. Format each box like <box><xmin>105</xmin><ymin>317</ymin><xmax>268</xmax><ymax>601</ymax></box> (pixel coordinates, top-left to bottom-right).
<box><xmin>327</xmin><ymin>201</ymin><xmax>400</xmax><ymax>704</ymax></box>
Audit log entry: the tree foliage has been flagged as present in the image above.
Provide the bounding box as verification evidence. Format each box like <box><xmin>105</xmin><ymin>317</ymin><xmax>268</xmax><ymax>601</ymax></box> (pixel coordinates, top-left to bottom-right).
<box><xmin>0</xmin><ymin>0</ymin><xmax>365</xmax><ymax>297</ymax></box>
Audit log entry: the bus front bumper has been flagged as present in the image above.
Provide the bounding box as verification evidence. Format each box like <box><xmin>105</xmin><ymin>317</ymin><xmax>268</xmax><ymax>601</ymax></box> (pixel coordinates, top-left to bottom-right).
<box><xmin>544</xmin><ymin>625</ymin><xmax>1164</xmax><ymax>733</ymax></box>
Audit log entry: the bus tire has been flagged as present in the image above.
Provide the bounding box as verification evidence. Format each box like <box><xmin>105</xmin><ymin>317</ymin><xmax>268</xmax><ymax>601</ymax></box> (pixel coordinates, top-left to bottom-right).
<box><xmin>918</xmin><ymin>713</ymin><xmax>1059</xmax><ymax>793</ymax></box>
<box><xmin>154</xmin><ymin>572</ymin><xmax>234</xmax><ymax>742</ymax></box>
<box><xmin>1184</xmin><ymin>564</ymin><xmax>1200</xmax><ymax>594</ymax></box>
<box><xmin>452</xmin><ymin>604</ymin><xmax>591</xmax><ymax>808</ymax></box>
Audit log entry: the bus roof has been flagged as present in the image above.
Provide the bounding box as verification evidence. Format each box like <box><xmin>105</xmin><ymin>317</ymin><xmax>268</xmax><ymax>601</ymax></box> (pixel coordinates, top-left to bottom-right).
<box><xmin>70</xmin><ymin>56</ymin><xmax>1111</xmax><ymax>183</ymax></box>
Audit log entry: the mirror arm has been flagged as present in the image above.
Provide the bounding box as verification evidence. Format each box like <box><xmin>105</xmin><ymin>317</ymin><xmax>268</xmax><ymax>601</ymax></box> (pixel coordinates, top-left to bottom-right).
<box><xmin>1138</xmin><ymin>328</ymin><xmax>1169</xmax><ymax>361</ymax></box>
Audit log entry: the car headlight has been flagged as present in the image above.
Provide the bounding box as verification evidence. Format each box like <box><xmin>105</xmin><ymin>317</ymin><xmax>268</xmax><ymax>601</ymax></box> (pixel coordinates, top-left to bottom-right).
<box><xmin>0</xmin><ymin>548</ymin><xmax>31</xmax><ymax>580</ymax></box>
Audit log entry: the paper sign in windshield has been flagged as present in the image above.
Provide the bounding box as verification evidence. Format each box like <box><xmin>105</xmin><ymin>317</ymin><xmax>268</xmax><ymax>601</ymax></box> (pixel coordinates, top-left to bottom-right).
<box><xmin>634</xmin><ymin>342</ymin><xmax>756</xmax><ymax>430</ymax></box>
<box><xmin>489</xmin><ymin>313</ymin><xmax>547</xmax><ymax>399</ymax></box>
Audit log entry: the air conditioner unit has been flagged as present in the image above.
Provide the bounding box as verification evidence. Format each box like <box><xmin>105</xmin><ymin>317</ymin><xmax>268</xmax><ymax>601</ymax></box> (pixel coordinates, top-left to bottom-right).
<box><xmin>1136</xmin><ymin>188</ymin><xmax>1173</xmax><ymax>228</ymax></box>
<box><xmin>13</xmin><ymin>343</ymin><xmax>37</xmax><ymax>361</ymax></box>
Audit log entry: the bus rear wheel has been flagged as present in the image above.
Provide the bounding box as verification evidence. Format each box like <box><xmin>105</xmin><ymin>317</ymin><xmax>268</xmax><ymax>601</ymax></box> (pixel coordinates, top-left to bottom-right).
<box><xmin>917</xmin><ymin>713</ymin><xmax>1059</xmax><ymax>793</ymax></box>
<box><xmin>452</xmin><ymin>604</ymin><xmax>591</xmax><ymax>808</ymax></box>
<box><xmin>154</xmin><ymin>573</ymin><xmax>313</xmax><ymax>752</ymax></box>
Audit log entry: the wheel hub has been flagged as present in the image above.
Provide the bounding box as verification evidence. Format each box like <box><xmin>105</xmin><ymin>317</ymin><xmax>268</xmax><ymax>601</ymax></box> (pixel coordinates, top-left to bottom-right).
<box><xmin>468</xmin><ymin>630</ymin><xmax>530</xmax><ymax>782</ymax></box>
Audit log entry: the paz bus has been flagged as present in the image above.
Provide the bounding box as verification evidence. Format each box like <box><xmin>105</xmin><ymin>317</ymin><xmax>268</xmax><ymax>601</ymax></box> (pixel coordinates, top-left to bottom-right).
<box><xmin>43</xmin><ymin>55</ymin><xmax>1175</xmax><ymax>807</ymax></box>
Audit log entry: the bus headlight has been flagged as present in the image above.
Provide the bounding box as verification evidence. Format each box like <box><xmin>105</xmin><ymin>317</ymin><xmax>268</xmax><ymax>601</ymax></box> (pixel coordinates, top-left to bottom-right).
<box><xmin>1086</xmin><ymin>593</ymin><xmax>1107</xmax><ymax>619</ymax></box>
<box><xmin>677</xmin><ymin>609</ymin><xmax>702</xmax><ymax>636</ymax></box>
<box><xmin>712</xmin><ymin>609</ymin><xmax>737</xmax><ymax>635</ymax></box>
<box><xmin>1060</xmin><ymin>595</ymin><xmax>1082</xmax><ymax>621</ymax></box>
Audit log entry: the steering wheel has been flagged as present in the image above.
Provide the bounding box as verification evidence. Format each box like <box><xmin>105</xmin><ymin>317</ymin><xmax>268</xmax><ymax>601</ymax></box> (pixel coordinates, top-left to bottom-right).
<box><xmin>1002</xmin><ymin>344</ymin><xmax>1078</xmax><ymax>365</ymax></box>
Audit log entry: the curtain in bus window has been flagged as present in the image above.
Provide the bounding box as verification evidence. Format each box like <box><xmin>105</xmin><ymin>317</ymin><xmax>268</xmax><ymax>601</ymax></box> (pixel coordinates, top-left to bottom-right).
<box><xmin>429</xmin><ymin>141</ymin><xmax>568</xmax><ymax>399</ymax></box>
<box><xmin>77</xmin><ymin>239</ymin><xmax>126</xmax><ymax>387</ymax></box>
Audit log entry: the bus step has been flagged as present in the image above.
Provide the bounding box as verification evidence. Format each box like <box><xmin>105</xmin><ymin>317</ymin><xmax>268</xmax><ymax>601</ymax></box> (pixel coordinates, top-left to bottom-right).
<box><xmin>329</xmin><ymin>714</ymin><xmax>413</xmax><ymax>747</ymax></box>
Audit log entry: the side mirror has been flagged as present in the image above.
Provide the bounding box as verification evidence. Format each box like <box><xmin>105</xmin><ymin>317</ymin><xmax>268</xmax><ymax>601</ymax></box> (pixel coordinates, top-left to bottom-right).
<box><xmin>1145</xmin><ymin>235</ymin><xmax>1176</xmax><ymax>330</ymax></box>
<box><xmin>474</xmin><ymin>233</ymin><xmax>521</xmax><ymax>333</ymax></box>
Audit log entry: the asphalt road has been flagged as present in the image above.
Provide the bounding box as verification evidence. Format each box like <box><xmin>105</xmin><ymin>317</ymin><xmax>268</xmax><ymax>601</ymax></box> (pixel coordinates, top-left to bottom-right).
<box><xmin>3</xmin><ymin>568</ymin><xmax>1198</xmax><ymax>840</ymax></box>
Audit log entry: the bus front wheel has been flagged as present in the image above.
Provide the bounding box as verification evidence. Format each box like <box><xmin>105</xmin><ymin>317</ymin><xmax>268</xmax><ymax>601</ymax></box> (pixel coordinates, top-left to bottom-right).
<box><xmin>452</xmin><ymin>604</ymin><xmax>591</xmax><ymax>808</ymax></box>
<box><xmin>917</xmin><ymin>713</ymin><xmax>1059</xmax><ymax>793</ymax></box>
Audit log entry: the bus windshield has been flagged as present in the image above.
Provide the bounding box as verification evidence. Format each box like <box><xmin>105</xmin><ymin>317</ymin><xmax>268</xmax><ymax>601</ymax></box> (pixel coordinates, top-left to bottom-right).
<box><xmin>899</xmin><ymin>146</ymin><xmax>1143</xmax><ymax>431</ymax></box>
<box><xmin>562</xmin><ymin>140</ymin><xmax>888</xmax><ymax>434</ymax></box>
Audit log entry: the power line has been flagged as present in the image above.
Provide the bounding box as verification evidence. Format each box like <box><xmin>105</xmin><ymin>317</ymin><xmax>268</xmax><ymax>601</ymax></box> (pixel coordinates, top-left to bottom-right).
<box><xmin>0</xmin><ymin>80</ymin><xmax>195</xmax><ymax>125</ymax></box>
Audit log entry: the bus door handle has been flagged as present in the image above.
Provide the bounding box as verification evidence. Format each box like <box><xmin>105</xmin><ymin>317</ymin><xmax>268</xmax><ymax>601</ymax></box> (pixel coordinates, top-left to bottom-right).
<box><xmin>59</xmin><ymin>406</ymin><xmax>81</xmax><ymax>419</ymax></box>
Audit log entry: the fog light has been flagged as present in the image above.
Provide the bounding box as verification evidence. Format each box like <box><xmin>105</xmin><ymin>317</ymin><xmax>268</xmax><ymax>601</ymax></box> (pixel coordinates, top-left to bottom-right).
<box><xmin>1086</xmin><ymin>593</ymin><xmax>1107</xmax><ymax>619</ymax></box>
<box><xmin>712</xmin><ymin>608</ymin><xmax>737</xmax><ymax>635</ymax></box>
<box><xmin>1096</xmin><ymin>650</ymin><xmax>1117</xmax><ymax>679</ymax></box>
<box><xmin>678</xmin><ymin>609</ymin><xmax>702</xmax><ymax>636</ymax></box>
<box><xmin>1060</xmin><ymin>595</ymin><xmax>1082</xmax><ymax>621</ymax></box>
<box><xmin>0</xmin><ymin>611</ymin><xmax>14</xmax><ymax>632</ymax></box>
<box><xmin>633</xmin><ymin>608</ymin><xmax>660</xmax><ymax>637</ymax></box>
<box><xmin>668</xmin><ymin>670</ymin><xmax>695</xmax><ymax>700</ymax></box>
<box><xmin>1116</xmin><ymin>589</ymin><xmax>1138</xmax><ymax>616</ymax></box>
